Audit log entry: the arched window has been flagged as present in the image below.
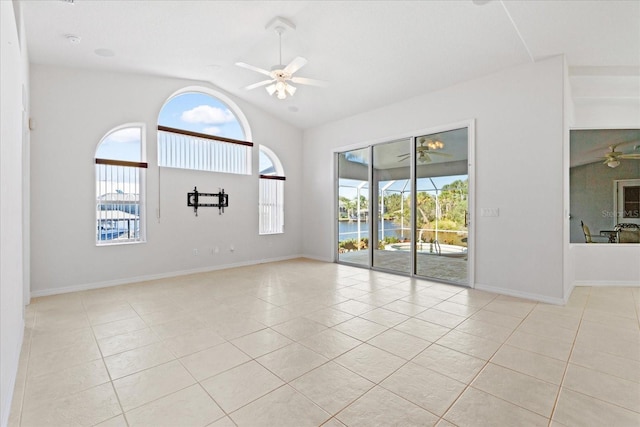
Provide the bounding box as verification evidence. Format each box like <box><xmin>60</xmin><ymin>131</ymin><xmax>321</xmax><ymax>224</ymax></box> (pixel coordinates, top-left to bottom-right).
<box><xmin>259</xmin><ymin>146</ymin><xmax>285</xmax><ymax>234</ymax></box>
<box><xmin>95</xmin><ymin>125</ymin><xmax>146</xmax><ymax>244</ymax></box>
<box><xmin>157</xmin><ymin>90</ymin><xmax>252</xmax><ymax>174</ymax></box>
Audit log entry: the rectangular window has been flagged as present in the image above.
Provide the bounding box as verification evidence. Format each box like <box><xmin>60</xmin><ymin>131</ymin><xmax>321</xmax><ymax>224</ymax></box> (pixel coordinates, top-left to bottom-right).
<box><xmin>96</xmin><ymin>159</ymin><xmax>146</xmax><ymax>244</ymax></box>
<box><xmin>259</xmin><ymin>175</ymin><xmax>285</xmax><ymax>234</ymax></box>
<box><xmin>158</xmin><ymin>126</ymin><xmax>252</xmax><ymax>175</ymax></box>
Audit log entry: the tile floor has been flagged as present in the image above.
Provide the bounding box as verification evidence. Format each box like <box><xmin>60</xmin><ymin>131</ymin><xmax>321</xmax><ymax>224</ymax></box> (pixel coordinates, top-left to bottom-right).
<box><xmin>8</xmin><ymin>258</ymin><xmax>640</xmax><ymax>426</ymax></box>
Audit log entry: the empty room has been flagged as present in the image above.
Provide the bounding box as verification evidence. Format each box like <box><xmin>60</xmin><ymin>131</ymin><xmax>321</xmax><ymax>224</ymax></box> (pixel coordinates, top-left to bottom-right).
<box><xmin>1</xmin><ymin>1</ymin><xmax>639</xmax><ymax>426</ymax></box>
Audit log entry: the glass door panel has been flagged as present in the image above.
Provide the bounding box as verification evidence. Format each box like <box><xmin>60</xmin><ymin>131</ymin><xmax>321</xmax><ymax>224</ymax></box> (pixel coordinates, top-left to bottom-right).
<box><xmin>414</xmin><ymin>128</ymin><xmax>469</xmax><ymax>284</ymax></box>
<box><xmin>373</xmin><ymin>139</ymin><xmax>412</xmax><ymax>274</ymax></box>
<box><xmin>337</xmin><ymin>148</ymin><xmax>370</xmax><ymax>266</ymax></box>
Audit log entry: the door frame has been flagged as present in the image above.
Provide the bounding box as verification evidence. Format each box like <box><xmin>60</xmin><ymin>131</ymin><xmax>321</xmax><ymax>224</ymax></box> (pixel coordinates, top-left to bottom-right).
<box><xmin>334</xmin><ymin>119</ymin><xmax>475</xmax><ymax>288</ymax></box>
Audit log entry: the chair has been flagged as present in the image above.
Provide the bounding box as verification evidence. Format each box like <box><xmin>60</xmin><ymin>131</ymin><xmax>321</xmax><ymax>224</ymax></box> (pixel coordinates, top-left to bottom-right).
<box><xmin>581</xmin><ymin>221</ymin><xmax>609</xmax><ymax>243</ymax></box>
<box><xmin>614</xmin><ymin>223</ymin><xmax>640</xmax><ymax>243</ymax></box>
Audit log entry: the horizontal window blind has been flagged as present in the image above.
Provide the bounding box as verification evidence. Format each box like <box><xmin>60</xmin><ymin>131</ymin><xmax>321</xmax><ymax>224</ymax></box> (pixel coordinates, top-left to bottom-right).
<box><xmin>259</xmin><ymin>177</ymin><xmax>284</xmax><ymax>234</ymax></box>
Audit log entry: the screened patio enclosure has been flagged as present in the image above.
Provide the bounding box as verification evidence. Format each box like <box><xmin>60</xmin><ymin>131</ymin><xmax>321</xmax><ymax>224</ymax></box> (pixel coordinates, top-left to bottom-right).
<box><xmin>337</xmin><ymin>127</ymin><xmax>470</xmax><ymax>285</ymax></box>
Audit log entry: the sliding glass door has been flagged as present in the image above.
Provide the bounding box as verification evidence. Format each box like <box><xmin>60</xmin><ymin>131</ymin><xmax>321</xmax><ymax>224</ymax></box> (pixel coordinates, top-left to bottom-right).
<box><xmin>414</xmin><ymin>128</ymin><xmax>468</xmax><ymax>285</ymax></box>
<box><xmin>372</xmin><ymin>139</ymin><xmax>412</xmax><ymax>274</ymax></box>
<box><xmin>337</xmin><ymin>148</ymin><xmax>370</xmax><ymax>266</ymax></box>
<box><xmin>336</xmin><ymin>127</ymin><xmax>470</xmax><ymax>286</ymax></box>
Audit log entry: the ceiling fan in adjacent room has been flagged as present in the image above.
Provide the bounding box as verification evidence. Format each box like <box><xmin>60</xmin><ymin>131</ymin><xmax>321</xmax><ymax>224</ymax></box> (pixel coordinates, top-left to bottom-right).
<box><xmin>602</xmin><ymin>143</ymin><xmax>640</xmax><ymax>168</ymax></box>
<box><xmin>398</xmin><ymin>137</ymin><xmax>452</xmax><ymax>163</ymax></box>
<box><xmin>235</xmin><ymin>18</ymin><xmax>327</xmax><ymax>100</ymax></box>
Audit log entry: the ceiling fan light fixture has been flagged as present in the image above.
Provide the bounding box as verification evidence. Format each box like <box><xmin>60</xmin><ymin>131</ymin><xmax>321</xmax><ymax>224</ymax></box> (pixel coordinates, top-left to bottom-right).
<box><xmin>265</xmin><ymin>84</ymin><xmax>277</xmax><ymax>96</ymax></box>
<box><xmin>427</xmin><ymin>140</ymin><xmax>444</xmax><ymax>150</ymax></box>
<box><xmin>607</xmin><ymin>159</ymin><xmax>620</xmax><ymax>168</ymax></box>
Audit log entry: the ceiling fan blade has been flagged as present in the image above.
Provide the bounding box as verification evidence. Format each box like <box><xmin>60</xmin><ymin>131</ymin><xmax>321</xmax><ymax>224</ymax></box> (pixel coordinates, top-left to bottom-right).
<box><xmin>244</xmin><ymin>79</ymin><xmax>274</xmax><ymax>90</ymax></box>
<box><xmin>619</xmin><ymin>153</ymin><xmax>640</xmax><ymax>159</ymax></box>
<box><xmin>283</xmin><ymin>56</ymin><xmax>307</xmax><ymax>75</ymax></box>
<box><xmin>291</xmin><ymin>76</ymin><xmax>329</xmax><ymax>87</ymax></box>
<box><xmin>235</xmin><ymin>62</ymin><xmax>272</xmax><ymax>77</ymax></box>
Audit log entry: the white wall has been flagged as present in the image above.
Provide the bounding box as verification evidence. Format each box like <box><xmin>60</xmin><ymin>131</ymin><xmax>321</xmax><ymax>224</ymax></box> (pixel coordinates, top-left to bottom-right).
<box><xmin>0</xmin><ymin>1</ymin><xmax>27</xmax><ymax>424</ymax></box>
<box><xmin>302</xmin><ymin>56</ymin><xmax>567</xmax><ymax>303</ymax></box>
<box><xmin>30</xmin><ymin>65</ymin><xmax>303</xmax><ymax>295</ymax></box>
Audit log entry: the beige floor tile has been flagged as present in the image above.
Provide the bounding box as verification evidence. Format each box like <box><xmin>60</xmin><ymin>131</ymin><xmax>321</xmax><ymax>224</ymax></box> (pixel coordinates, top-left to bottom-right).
<box><xmin>230</xmin><ymin>328</ymin><xmax>293</xmax><ymax>358</ymax></box>
<box><xmin>552</xmin><ymin>388</ymin><xmax>640</xmax><ymax>427</ymax></box>
<box><xmin>230</xmin><ymin>385</ymin><xmax>331</xmax><ymax>427</ymax></box>
<box><xmin>256</xmin><ymin>343</ymin><xmax>329</xmax><ymax>382</ymax></box>
<box><xmin>563</xmin><ymin>363</ymin><xmax>640</xmax><ymax>412</ymax></box>
<box><xmin>251</xmin><ymin>306</ymin><xmax>299</xmax><ymax>326</ymax></box>
<box><xmin>201</xmin><ymin>361</ymin><xmax>284</xmax><ymax>413</ymax></box>
<box><xmin>444</xmin><ymin>387</ymin><xmax>548</xmax><ymax>427</ymax></box>
<box><xmin>113</xmin><ymin>360</ymin><xmax>196</xmax><ymax>411</ymax></box>
<box><xmin>359</xmin><ymin>307</ymin><xmax>409</xmax><ymax>327</ymax></box>
<box><xmin>27</xmin><ymin>340</ymin><xmax>102</xmax><ymax>378</ymax></box>
<box><xmin>395</xmin><ymin>318</ymin><xmax>451</xmax><ymax>342</ymax></box>
<box><xmin>491</xmin><ymin>345</ymin><xmax>566</xmax><ymax>385</ymax></box>
<box><xmin>104</xmin><ymin>342</ymin><xmax>175</xmax><ymax>379</ymax></box>
<box><xmin>570</xmin><ymin>345</ymin><xmax>640</xmax><ymax>382</ymax></box>
<box><xmin>485</xmin><ymin>297</ymin><xmax>536</xmax><ymax>318</ymax></box>
<box><xmin>471</xmin><ymin>363</ymin><xmax>559</xmax><ymax>417</ymax></box>
<box><xmin>579</xmin><ymin>320</ymin><xmax>640</xmax><ymax>346</ymax></box>
<box><xmin>517</xmin><ymin>318</ymin><xmax>578</xmax><ymax>344</ymax></box>
<box><xmin>23</xmin><ymin>359</ymin><xmax>110</xmax><ymax>409</ymax></box>
<box><xmin>93</xmin><ymin>316</ymin><xmax>148</xmax><ymax>340</ymax></box>
<box><xmin>401</xmin><ymin>293</ymin><xmax>445</xmax><ymax>309</ymax></box>
<box><xmin>97</xmin><ymin>327</ymin><xmax>160</xmax><ymax>357</ymax></box>
<box><xmin>290</xmin><ymin>361</ymin><xmax>374</xmax><ymax>415</ymax></box>
<box><xmin>454</xmin><ymin>318</ymin><xmax>515</xmax><ymax>343</ymax></box>
<box><xmin>367</xmin><ymin>329</ymin><xmax>431</xmax><ymax>360</ymax></box>
<box><xmin>574</xmin><ymin>328</ymin><xmax>640</xmax><ymax>361</ymax></box>
<box><xmin>469</xmin><ymin>308</ymin><xmax>523</xmax><ymax>329</ymax></box>
<box><xmin>271</xmin><ymin>317</ymin><xmax>328</xmax><ymax>341</ymax></box>
<box><xmin>381</xmin><ymin>362</ymin><xmax>466</xmax><ymax>416</ymax></box>
<box><xmin>506</xmin><ymin>329</ymin><xmax>573</xmax><ymax>361</ymax></box>
<box><xmin>125</xmin><ymin>384</ymin><xmax>224</xmax><ymax>427</ymax></box>
<box><xmin>206</xmin><ymin>416</ymin><xmax>237</xmax><ymax>427</ymax></box>
<box><xmin>150</xmin><ymin>316</ymin><xmax>207</xmax><ymax>340</ymax></box>
<box><xmin>95</xmin><ymin>414</ymin><xmax>128</xmax><ymax>427</ymax></box>
<box><xmin>412</xmin><ymin>343</ymin><xmax>486</xmax><ymax>384</ymax></box>
<box><xmin>582</xmin><ymin>308</ymin><xmax>640</xmax><ymax>331</ymax></box>
<box><xmin>207</xmin><ymin>316</ymin><xmax>267</xmax><ymax>340</ymax></box>
<box><xmin>29</xmin><ymin>327</ymin><xmax>95</xmax><ymax>357</ymax></box>
<box><xmin>334</xmin><ymin>343</ymin><xmax>405</xmax><ymax>383</ymax></box>
<box><xmin>303</xmin><ymin>307</ymin><xmax>354</xmax><ymax>327</ymax></box>
<box><xmin>336</xmin><ymin>386</ymin><xmax>439</xmax><ymax>427</ymax></box>
<box><xmin>432</xmin><ymin>301</ymin><xmax>478</xmax><ymax>317</ymax></box>
<box><xmin>382</xmin><ymin>300</ymin><xmax>427</xmax><ymax>316</ymax></box>
<box><xmin>162</xmin><ymin>327</ymin><xmax>226</xmax><ymax>358</ymax></box>
<box><xmin>321</xmin><ymin>418</ymin><xmax>347</xmax><ymax>426</ymax></box>
<box><xmin>87</xmin><ymin>306</ymin><xmax>139</xmax><ymax>326</ymax></box>
<box><xmin>415</xmin><ymin>308</ymin><xmax>466</xmax><ymax>328</ymax></box>
<box><xmin>333</xmin><ymin>299</ymin><xmax>376</xmax><ymax>316</ymax></box>
<box><xmin>299</xmin><ymin>328</ymin><xmax>362</xmax><ymax>359</ymax></box>
<box><xmin>180</xmin><ymin>342</ymin><xmax>251</xmax><ymax>381</ymax></box>
<box><xmin>332</xmin><ymin>317</ymin><xmax>387</xmax><ymax>341</ymax></box>
<box><xmin>21</xmin><ymin>382</ymin><xmax>121</xmax><ymax>427</ymax></box>
<box><xmin>435</xmin><ymin>330</ymin><xmax>502</xmax><ymax>360</ymax></box>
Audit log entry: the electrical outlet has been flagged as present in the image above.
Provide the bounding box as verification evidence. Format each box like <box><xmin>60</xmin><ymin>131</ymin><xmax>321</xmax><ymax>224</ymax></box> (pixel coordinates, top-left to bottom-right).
<box><xmin>193</xmin><ymin>248</ymin><xmax>199</xmax><ymax>256</ymax></box>
<box><xmin>480</xmin><ymin>208</ymin><xmax>499</xmax><ymax>217</ymax></box>
<box><xmin>230</xmin><ymin>245</ymin><xmax>235</xmax><ymax>252</ymax></box>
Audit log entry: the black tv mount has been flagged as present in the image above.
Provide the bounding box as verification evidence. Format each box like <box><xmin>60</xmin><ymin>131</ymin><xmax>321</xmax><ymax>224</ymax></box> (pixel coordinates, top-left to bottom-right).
<box><xmin>187</xmin><ymin>187</ymin><xmax>228</xmax><ymax>216</ymax></box>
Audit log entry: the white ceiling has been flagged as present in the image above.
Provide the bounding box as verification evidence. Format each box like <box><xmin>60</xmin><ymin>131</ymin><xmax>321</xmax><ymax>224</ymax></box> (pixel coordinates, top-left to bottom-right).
<box><xmin>20</xmin><ymin>0</ymin><xmax>640</xmax><ymax>131</ymax></box>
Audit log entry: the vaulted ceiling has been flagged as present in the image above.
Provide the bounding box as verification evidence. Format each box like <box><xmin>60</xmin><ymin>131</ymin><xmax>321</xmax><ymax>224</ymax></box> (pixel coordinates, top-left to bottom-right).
<box><xmin>21</xmin><ymin>0</ymin><xmax>640</xmax><ymax>130</ymax></box>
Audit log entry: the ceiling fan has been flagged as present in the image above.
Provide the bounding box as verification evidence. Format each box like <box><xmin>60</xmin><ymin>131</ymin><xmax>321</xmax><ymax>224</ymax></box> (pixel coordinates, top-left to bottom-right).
<box><xmin>398</xmin><ymin>137</ymin><xmax>452</xmax><ymax>163</ymax></box>
<box><xmin>235</xmin><ymin>22</ymin><xmax>327</xmax><ymax>100</ymax></box>
<box><xmin>603</xmin><ymin>143</ymin><xmax>640</xmax><ymax>168</ymax></box>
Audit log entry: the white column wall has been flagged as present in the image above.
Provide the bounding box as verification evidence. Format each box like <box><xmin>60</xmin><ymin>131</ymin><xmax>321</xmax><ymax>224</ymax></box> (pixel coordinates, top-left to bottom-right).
<box><xmin>1</xmin><ymin>1</ymin><xmax>27</xmax><ymax>424</ymax></box>
<box><xmin>302</xmin><ymin>56</ymin><xmax>566</xmax><ymax>303</ymax></box>
<box><xmin>30</xmin><ymin>65</ymin><xmax>303</xmax><ymax>295</ymax></box>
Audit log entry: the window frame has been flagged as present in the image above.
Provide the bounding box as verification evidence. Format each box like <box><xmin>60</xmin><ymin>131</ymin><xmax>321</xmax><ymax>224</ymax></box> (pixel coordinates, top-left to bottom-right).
<box><xmin>259</xmin><ymin>145</ymin><xmax>286</xmax><ymax>235</ymax></box>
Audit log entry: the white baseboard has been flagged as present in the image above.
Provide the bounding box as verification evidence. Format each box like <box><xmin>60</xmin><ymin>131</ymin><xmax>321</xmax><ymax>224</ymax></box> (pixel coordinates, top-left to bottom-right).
<box><xmin>573</xmin><ymin>280</ymin><xmax>640</xmax><ymax>287</ymax></box>
<box><xmin>1</xmin><ymin>319</ymin><xmax>24</xmax><ymax>427</ymax></box>
<box><xmin>474</xmin><ymin>282</ymin><xmax>566</xmax><ymax>305</ymax></box>
<box><xmin>301</xmin><ymin>253</ymin><xmax>334</xmax><ymax>263</ymax></box>
<box><xmin>30</xmin><ymin>254</ymin><xmax>305</xmax><ymax>298</ymax></box>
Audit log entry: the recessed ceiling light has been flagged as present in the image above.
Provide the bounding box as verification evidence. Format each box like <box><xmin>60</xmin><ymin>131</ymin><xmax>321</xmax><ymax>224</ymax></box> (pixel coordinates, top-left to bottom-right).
<box><xmin>472</xmin><ymin>0</ymin><xmax>492</xmax><ymax>5</ymax></box>
<box><xmin>59</xmin><ymin>0</ymin><xmax>75</xmax><ymax>4</ymax></box>
<box><xmin>94</xmin><ymin>48</ymin><xmax>115</xmax><ymax>57</ymax></box>
<box><xmin>65</xmin><ymin>34</ymin><xmax>81</xmax><ymax>44</ymax></box>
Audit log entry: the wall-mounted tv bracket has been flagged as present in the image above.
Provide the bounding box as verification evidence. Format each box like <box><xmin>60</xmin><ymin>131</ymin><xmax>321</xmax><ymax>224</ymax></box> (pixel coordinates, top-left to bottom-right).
<box><xmin>187</xmin><ymin>187</ymin><xmax>228</xmax><ymax>216</ymax></box>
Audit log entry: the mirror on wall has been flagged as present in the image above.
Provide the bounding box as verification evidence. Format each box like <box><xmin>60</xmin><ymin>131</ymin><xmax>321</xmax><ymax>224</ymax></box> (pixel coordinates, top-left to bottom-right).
<box><xmin>570</xmin><ymin>129</ymin><xmax>640</xmax><ymax>244</ymax></box>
